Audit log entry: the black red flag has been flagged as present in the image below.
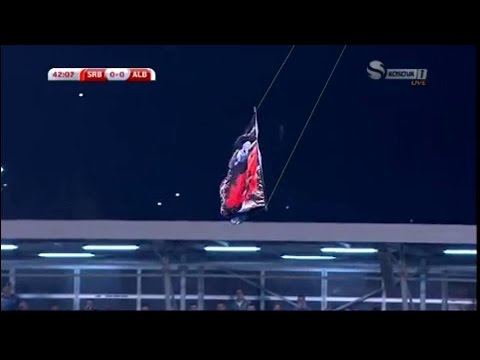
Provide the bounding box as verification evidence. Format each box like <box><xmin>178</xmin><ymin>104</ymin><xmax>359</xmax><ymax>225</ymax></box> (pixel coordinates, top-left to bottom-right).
<box><xmin>220</xmin><ymin>109</ymin><xmax>266</xmax><ymax>223</ymax></box>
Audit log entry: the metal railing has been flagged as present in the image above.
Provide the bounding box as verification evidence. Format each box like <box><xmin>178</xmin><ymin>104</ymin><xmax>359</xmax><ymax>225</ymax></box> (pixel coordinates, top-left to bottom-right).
<box><xmin>2</xmin><ymin>263</ymin><xmax>476</xmax><ymax>311</ymax></box>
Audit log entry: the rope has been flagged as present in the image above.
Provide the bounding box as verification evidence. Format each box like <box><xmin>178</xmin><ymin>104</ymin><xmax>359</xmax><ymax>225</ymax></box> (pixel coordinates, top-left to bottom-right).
<box><xmin>256</xmin><ymin>45</ymin><xmax>296</xmax><ymax>110</ymax></box>
<box><xmin>266</xmin><ymin>45</ymin><xmax>348</xmax><ymax>208</ymax></box>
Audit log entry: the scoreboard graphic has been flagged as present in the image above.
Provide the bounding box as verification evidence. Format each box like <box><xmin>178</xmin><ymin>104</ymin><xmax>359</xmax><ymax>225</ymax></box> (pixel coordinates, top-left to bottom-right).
<box><xmin>48</xmin><ymin>68</ymin><xmax>156</xmax><ymax>82</ymax></box>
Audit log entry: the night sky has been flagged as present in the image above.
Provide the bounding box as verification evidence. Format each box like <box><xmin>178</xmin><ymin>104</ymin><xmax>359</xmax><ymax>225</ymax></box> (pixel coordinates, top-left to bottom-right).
<box><xmin>0</xmin><ymin>45</ymin><xmax>476</xmax><ymax>224</ymax></box>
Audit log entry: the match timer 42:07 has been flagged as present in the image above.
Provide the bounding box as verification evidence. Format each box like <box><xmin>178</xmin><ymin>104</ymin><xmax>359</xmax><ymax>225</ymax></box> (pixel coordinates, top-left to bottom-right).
<box><xmin>47</xmin><ymin>68</ymin><xmax>156</xmax><ymax>82</ymax></box>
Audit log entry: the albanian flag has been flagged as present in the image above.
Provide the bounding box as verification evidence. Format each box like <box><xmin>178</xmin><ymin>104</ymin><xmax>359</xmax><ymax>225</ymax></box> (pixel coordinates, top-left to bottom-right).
<box><xmin>220</xmin><ymin>109</ymin><xmax>266</xmax><ymax>223</ymax></box>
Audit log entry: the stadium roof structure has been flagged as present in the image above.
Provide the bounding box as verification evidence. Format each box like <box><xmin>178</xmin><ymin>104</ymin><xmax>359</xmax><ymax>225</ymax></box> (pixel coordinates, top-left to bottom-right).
<box><xmin>1</xmin><ymin>220</ymin><xmax>476</xmax><ymax>244</ymax></box>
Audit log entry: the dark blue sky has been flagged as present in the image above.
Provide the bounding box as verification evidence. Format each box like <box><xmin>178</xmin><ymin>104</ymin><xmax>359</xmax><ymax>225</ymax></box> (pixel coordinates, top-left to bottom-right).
<box><xmin>0</xmin><ymin>45</ymin><xmax>476</xmax><ymax>224</ymax></box>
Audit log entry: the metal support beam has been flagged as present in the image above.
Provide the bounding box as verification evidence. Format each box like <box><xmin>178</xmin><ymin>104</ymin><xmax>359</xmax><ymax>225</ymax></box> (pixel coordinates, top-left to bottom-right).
<box><xmin>321</xmin><ymin>270</ymin><xmax>328</xmax><ymax>310</ymax></box>
<box><xmin>136</xmin><ymin>269</ymin><xmax>142</xmax><ymax>311</ymax></box>
<box><xmin>180</xmin><ymin>255</ymin><xmax>187</xmax><ymax>311</ymax></box>
<box><xmin>381</xmin><ymin>280</ymin><xmax>387</xmax><ymax>311</ymax></box>
<box><xmin>400</xmin><ymin>271</ymin><xmax>409</xmax><ymax>310</ymax></box>
<box><xmin>2</xmin><ymin>259</ymin><xmax>476</xmax><ymax>275</ymax></box>
<box><xmin>334</xmin><ymin>286</ymin><xmax>384</xmax><ymax>311</ymax></box>
<box><xmin>398</xmin><ymin>250</ymin><xmax>410</xmax><ymax>311</ymax></box>
<box><xmin>260</xmin><ymin>271</ymin><xmax>266</xmax><ymax>311</ymax></box>
<box><xmin>8</xmin><ymin>268</ymin><xmax>16</xmax><ymax>292</ymax></box>
<box><xmin>420</xmin><ymin>259</ymin><xmax>427</xmax><ymax>311</ymax></box>
<box><xmin>378</xmin><ymin>246</ymin><xmax>395</xmax><ymax>297</ymax></box>
<box><xmin>73</xmin><ymin>269</ymin><xmax>80</xmax><ymax>310</ymax></box>
<box><xmin>4</xmin><ymin>220</ymin><xmax>475</xmax><ymax>244</ymax></box>
<box><xmin>408</xmin><ymin>286</ymin><xmax>415</xmax><ymax>310</ymax></box>
<box><xmin>441</xmin><ymin>279</ymin><xmax>448</xmax><ymax>311</ymax></box>
<box><xmin>163</xmin><ymin>256</ymin><xmax>173</xmax><ymax>311</ymax></box>
<box><xmin>198</xmin><ymin>267</ymin><xmax>205</xmax><ymax>310</ymax></box>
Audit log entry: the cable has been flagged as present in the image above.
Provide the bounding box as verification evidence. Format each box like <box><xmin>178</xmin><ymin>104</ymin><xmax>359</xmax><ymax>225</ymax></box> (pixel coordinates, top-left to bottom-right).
<box><xmin>266</xmin><ymin>45</ymin><xmax>348</xmax><ymax>208</ymax></box>
<box><xmin>256</xmin><ymin>45</ymin><xmax>296</xmax><ymax>110</ymax></box>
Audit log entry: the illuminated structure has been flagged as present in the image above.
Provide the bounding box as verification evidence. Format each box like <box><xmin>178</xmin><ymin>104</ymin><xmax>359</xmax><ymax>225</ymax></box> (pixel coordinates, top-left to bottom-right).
<box><xmin>1</xmin><ymin>220</ymin><xmax>476</xmax><ymax>311</ymax></box>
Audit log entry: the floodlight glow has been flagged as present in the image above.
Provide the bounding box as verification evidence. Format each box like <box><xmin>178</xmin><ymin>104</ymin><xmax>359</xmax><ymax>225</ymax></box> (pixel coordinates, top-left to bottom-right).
<box><xmin>204</xmin><ymin>246</ymin><xmax>261</xmax><ymax>252</ymax></box>
<box><xmin>281</xmin><ymin>255</ymin><xmax>336</xmax><ymax>260</ymax></box>
<box><xmin>443</xmin><ymin>249</ymin><xmax>476</xmax><ymax>255</ymax></box>
<box><xmin>321</xmin><ymin>247</ymin><xmax>378</xmax><ymax>254</ymax></box>
<box><xmin>82</xmin><ymin>245</ymin><xmax>139</xmax><ymax>251</ymax></box>
<box><xmin>38</xmin><ymin>253</ymin><xmax>95</xmax><ymax>258</ymax></box>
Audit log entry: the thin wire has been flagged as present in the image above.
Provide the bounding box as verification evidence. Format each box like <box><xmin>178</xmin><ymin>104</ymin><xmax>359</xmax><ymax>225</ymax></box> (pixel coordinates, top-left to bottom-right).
<box><xmin>257</xmin><ymin>45</ymin><xmax>296</xmax><ymax>110</ymax></box>
<box><xmin>266</xmin><ymin>45</ymin><xmax>348</xmax><ymax>208</ymax></box>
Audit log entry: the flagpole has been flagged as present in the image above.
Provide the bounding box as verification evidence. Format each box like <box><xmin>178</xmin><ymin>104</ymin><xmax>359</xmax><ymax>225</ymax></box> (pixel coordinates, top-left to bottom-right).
<box><xmin>254</xmin><ymin>106</ymin><xmax>268</xmax><ymax>212</ymax></box>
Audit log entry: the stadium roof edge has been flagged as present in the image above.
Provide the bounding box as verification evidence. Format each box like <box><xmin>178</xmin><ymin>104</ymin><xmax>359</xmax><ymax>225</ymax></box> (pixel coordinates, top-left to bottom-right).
<box><xmin>0</xmin><ymin>220</ymin><xmax>476</xmax><ymax>244</ymax></box>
